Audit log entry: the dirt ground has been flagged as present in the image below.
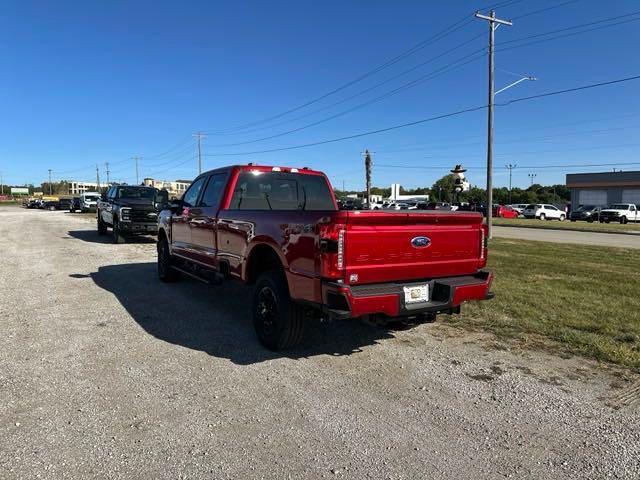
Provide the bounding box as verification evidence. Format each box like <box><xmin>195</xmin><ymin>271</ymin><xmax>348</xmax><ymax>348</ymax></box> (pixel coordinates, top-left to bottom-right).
<box><xmin>1</xmin><ymin>206</ymin><xmax>639</xmax><ymax>479</ymax></box>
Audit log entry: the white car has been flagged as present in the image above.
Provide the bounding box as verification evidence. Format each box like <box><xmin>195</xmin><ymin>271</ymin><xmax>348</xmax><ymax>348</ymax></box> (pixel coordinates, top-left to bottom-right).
<box><xmin>509</xmin><ymin>204</ymin><xmax>528</xmax><ymax>215</ymax></box>
<box><xmin>522</xmin><ymin>203</ymin><xmax>566</xmax><ymax>221</ymax></box>
<box><xmin>79</xmin><ymin>192</ymin><xmax>101</xmax><ymax>212</ymax></box>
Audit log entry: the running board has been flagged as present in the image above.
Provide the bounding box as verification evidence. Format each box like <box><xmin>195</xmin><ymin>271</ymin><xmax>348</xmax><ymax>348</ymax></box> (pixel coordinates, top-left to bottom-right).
<box><xmin>170</xmin><ymin>265</ymin><xmax>223</xmax><ymax>285</ymax></box>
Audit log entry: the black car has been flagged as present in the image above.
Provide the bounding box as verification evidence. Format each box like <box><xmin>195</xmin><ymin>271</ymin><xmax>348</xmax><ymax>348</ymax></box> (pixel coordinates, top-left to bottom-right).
<box><xmin>69</xmin><ymin>197</ymin><xmax>81</xmax><ymax>212</ymax></box>
<box><xmin>97</xmin><ymin>185</ymin><xmax>168</xmax><ymax>243</ymax></box>
<box><xmin>42</xmin><ymin>199</ymin><xmax>71</xmax><ymax>211</ymax></box>
<box><xmin>569</xmin><ymin>205</ymin><xmax>600</xmax><ymax>223</ymax></box>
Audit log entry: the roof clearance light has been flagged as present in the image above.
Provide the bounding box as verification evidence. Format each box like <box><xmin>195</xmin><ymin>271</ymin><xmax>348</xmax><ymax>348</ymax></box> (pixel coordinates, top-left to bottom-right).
<box><xmin>290</xmin><ymin>168</ymin><xmax>299</xmax><ymax>173</ymax></box>
<box><xmin>272</xmin><ymin>167</ymin><xmax>281</xmax><ymax>172</ymax></box>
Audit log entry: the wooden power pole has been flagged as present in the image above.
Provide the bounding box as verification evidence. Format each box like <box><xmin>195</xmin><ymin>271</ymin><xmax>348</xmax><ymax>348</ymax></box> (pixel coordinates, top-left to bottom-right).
<box><xmin>364</xmin><ymin>149</ymin><xmax>372</xmax><ymax>207</ymax></box>
<box><xmin>475</xmin><ymin>10</ymin><xmax>512</xmax><ymax>239</ymax></box>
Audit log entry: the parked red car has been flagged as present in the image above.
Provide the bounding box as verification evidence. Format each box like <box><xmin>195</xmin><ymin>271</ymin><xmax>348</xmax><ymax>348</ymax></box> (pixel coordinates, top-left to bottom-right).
<box><xmin>493</xmin><ymin>204</ymin><xmax>518</xmax><ymax>219</ymax></box>
<box><xmin>157</xmin><ymin>165</ymin><xmax>493</xmax><ymax>349</ymax></box>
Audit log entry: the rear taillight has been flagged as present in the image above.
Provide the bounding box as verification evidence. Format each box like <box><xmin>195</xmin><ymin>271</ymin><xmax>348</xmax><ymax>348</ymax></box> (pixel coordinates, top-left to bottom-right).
<box><xmin>320</xmin><ymin>224</ymin><xmax>346</xmax><ymax>279</ymax></box>
<box><xmin>479</xmin><ymin>225</ymin><xmax>488</xmax><ymax>267</ymax></box>
<box><xmin>337</xmin><ymin>229</ymin><xmax>345</xmax><ymax>269</ymax></box>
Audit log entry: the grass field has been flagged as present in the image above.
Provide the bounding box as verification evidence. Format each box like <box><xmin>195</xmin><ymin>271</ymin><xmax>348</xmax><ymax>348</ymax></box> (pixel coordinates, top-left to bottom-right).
<box><xmin>444</xmin><ymin>238</ymin><xmax>640</xmax><ymax>370</ymax></box>
<box><xmin>493</xmin><ymin>217</ymin><xmax>640</xmax><ymax>234</ymax></box>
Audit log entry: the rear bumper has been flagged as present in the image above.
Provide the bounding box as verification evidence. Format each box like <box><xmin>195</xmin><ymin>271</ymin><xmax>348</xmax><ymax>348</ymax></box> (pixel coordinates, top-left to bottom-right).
<box><xmin>322</xmin><ymin>271</ymin><xmax>493</xmax><ymax>320</ymax></box>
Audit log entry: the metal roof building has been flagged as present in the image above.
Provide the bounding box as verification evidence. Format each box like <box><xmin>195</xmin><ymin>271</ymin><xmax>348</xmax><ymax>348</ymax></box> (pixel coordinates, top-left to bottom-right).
<box><xmin>566</xmin><ymin>171</ymin><xmax>640</xmax><ymax>207</ymax></box>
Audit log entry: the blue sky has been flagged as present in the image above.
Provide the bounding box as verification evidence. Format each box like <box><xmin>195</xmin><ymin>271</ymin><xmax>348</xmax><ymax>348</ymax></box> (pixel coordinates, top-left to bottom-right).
<box><xmin>2</xmin><ymin>0</ymin><xmax>639</xmax><ymax>190</ymax></box>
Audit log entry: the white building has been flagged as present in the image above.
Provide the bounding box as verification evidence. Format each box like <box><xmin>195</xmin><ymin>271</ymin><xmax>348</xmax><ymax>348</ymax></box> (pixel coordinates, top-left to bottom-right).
<box><xmin>389</xmin><ymin>183</ymin><xmax>429</xmax><ymax>202</ymax></box>
<box><xmin>143</xmin><ymin>178</ymin><xmax>191</xmax><ymax>198</ymax></box>
<box><xmin>69</xmin><ymin>181</ymin><xmax>109</xmax><ymax>195</ymax></box>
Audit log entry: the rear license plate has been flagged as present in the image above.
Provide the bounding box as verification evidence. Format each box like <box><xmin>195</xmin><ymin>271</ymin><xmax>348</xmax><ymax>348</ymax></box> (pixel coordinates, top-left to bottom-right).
<box><xmin>403</xmin><ymin>284</ymin><xmax>429</xmax><ymax>304</ymax></box>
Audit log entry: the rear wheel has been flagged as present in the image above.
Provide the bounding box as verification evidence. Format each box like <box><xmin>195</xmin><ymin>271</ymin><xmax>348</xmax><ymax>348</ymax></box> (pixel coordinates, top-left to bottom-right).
<box><xmin>252</xmin><ymin>271</ymin><xmax>305</xmax><ymax>350</ymax></box>
<box><xmin>559</xmin><ymin>214</ymin><xmax>566</xmax><ymax>221</ymax></box>
<box><xmin>539</xmin><ymin>213</ymin><xmax>546</xmax><ymax>221</ymax></box>
<box><xmin>157</xmin><ymin>236</ymin><xmax>179</xmax><ymax>282</ymax></box>
<box><xmin>620</xmin><ymin>216</ymin><xmax>628</xmax><ymax>224</ymax></box>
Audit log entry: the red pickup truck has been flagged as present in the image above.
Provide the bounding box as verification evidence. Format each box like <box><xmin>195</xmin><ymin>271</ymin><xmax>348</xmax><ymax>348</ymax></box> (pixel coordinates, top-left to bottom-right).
<box><xmin>157</xmin><ymin>164</ymin><xmax>493</xmax><ymax>350</ymax></box>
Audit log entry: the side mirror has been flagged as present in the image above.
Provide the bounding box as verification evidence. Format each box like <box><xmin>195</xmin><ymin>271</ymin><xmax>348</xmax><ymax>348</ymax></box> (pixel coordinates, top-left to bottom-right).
<box><xmin>169</xmin><ymin>200</ymin><xmax>183</xmax><ymax>214</ymax></box>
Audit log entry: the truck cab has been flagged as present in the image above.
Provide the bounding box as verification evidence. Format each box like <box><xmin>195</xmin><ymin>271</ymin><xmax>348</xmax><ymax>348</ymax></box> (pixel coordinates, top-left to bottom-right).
<box><xmin>157</xmin><ymin>165</ymin><xmax>493</xmax><ymax>350</ymax></box>
<box><xmin>97</xmin><ymin>185</ymin><xmax>166</xmax><ymax>243</ymax></box>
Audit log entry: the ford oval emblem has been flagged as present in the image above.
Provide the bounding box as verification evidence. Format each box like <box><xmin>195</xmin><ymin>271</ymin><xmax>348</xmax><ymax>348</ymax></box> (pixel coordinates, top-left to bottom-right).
<box><xmin>411</xmin><ymin>236</ymin><xmax>431</xmax><ymax>248</ymax></box>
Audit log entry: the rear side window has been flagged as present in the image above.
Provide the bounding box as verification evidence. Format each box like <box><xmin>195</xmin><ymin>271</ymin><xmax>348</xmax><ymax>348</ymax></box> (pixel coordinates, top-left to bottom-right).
<box><xmin>229</xmin><ymin>171</ymin><xmax>336</xmax><ymax>211</ymax></box>
<box><xmin>182</xmin><ymin>176</ymin><xmax>206</xmax><ymax>207</ymax></box>
<box><xmin>199</xmin><ymin>174</ymin><xmax>227</xmax><ymax>208</ymax></box>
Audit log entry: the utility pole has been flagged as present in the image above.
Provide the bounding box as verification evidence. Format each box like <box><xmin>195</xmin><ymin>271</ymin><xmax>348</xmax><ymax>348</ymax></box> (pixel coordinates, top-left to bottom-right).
<box><xmin>96</xmin><ymin>165</ymin><xmax>101</xmax><ymax>191</ymax></box>
<box><xmin>505</xmin><ymin>163</ymin><xmax>517</xmax><ymax>204</ymax></box>
<box><xmin>475</xmin><ymin>10</ymin><xmax>512</xmax><ymax>239</ymax></box>
<box><xmin>364</xmin><ymin>149</ymin><xmax>372</xmax><ymax>207</ymax></box>
<box><xmin>105</xmin><ymin>162</ymin><xmax>110</xmax><ymax>185</ymax></box>
<box><xmin>48</xmin><ymin>169</ymin><xmax>53</xmax><ymax>195</ymax></box>
<box><xmin>131</xmin><ymin>156</ymin><xmax>142</xmax><ymax>184</ymax></box>
<box><xmin>528</xmin><ymin>173</ymin><xmax>537</xmax><ymax>186</ymax></box>
<box><xmin>193</xmin><ymin>132</ymin><xmax>205</xmax><ymax>175</ymax></box>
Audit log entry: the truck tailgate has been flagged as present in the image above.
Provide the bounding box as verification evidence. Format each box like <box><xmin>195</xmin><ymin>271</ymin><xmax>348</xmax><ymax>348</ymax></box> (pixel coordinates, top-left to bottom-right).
<box><xmin>343</xmin><ymin>211</ymin><xmax>484</xmax><ymax>284</ymax></box>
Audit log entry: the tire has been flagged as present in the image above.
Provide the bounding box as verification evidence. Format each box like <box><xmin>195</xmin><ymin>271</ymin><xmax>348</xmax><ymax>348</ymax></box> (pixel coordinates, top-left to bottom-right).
<box><xmin>570</xmin><ymin>219</ymin><xmax>576</xmax><ymax>222</ymax></box>
<box><xmin>539</xmin><ymin>213</ymin><xmax>546</xmax><ymax>221</ymax></box>
<box><xmin>620</xmin><ymin>216</ymin><xmax>628</xmax><ymax>224</ymax></box>
<box><xmin>157</xmin><ymin>236</ymin><xmax>179</xmax><ymax>282</ymax></box>
<box><xmin>97</xmin><ymin>213</ymin><xmax>107</xmax><ymax>235</ymax></box>
<box><xmin>559</xmin><ymin>214</ymin><xmax>565</xmax><ymax>222</ymax></box>
<box><xmin>49</xmin><ymin>205</ymin><xmax>56</xmax><ymax>211</ymax></box>
<box><xmin>252</xmin><ymin>271</ymin><xmax>305</xmax><ymax>350</ymax></box>
<box><xmin>112</xmin><ymin>218</ymin><xmax>125</xmax><ymax>244</ymax></box>
<box><xmin>587</xmin><ymin>218</ymin><xmax>594</xmax><ymax>223</ymax></box>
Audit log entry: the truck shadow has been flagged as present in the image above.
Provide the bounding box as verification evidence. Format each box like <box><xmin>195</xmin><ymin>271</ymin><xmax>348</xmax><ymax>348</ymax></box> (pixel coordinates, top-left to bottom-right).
<box><xmin>67</xmin><ymin>230</ymin><xmax>156</xmax><ymax>244</ymax></box>
<box><xmin>88</xmin><ymin>262</ymin><xmax>395</xmax><ymax>365</ymax></box>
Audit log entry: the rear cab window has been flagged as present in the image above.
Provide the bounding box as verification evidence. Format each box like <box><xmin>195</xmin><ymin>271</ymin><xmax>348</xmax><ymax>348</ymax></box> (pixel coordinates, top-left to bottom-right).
<box><xmin>229</xmin><ymin>171</ymin><xmax>336</xmax><ymax>211</ymax></box>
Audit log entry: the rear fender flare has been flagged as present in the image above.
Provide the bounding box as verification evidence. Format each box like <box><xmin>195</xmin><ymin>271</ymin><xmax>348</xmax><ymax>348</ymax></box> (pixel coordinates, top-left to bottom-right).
<box><xmin>242</xmin><ymin>239</ymin><xmax>289</xmax><ymax>283</ymax></box>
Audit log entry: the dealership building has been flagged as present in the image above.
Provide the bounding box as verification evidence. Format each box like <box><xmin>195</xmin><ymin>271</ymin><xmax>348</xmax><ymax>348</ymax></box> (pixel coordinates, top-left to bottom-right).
<box><xmin>566</xmin><ymin>171</ymin><xmax>640</xmax><ymax>207</ymax></box>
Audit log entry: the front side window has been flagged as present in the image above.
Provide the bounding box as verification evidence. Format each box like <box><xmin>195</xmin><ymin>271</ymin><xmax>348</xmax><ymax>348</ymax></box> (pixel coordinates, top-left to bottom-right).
<box><xmin>182</xmin><ymin>176</ymin><xmax>206</xmax><ymax>207</ymax></box>
<box><xmin>229</xmin><ymin>171</ymin><xmax>335</xmax><ymax>211</ymax></box>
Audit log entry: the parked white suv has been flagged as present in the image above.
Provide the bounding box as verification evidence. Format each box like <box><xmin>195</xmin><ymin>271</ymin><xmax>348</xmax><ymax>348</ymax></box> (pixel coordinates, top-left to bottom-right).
<box><xmin>522</xmin><ymin>203</ymin><xmax>566</xmax><ymax>221</ymax></box>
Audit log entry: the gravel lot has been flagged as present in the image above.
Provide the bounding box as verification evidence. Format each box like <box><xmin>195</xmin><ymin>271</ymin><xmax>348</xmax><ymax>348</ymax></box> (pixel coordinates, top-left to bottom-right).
<box><xmin>1</xmin><ymin>206</ymin><xmax>639</xmax><ymax>479</ymax></box>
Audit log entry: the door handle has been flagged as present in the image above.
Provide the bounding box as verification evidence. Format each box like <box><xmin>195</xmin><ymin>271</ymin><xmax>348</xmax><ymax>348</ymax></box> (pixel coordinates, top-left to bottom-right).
<box><xmin>190</xmin><ymin>218</ymin><xmax>211</xmax><ymax>225</ymax></box>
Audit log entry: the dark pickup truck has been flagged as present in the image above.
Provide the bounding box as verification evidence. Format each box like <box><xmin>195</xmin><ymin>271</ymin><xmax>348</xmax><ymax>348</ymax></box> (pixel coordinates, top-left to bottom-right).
<box><xmin>157</xmin><ymin>165</ymin><xmax>493</xmax><ymax>350</ymax></box>
<box><xmin>97</xmin><ymin>185</ymin><xmax>168</xmax><ymax>243</ymax></box>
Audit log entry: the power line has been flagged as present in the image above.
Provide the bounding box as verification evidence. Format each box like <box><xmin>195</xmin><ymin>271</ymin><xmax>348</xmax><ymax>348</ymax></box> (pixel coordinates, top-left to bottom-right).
<box><xmin>200</xmin><ymin>74</ymin><xmax>640</xmax><ymax>157</ymax></box>
<box><xmin>204</xmin><ymin>10</ymin><xmax>640</xmax><ymax>150</ymax></box>
<box><xmin>207</xmin><ymin>0</ymin><xmax>525</xmax><ymax>135</ymax></box>
<box><xmin>206</xmin><ymin>49</ymin><xmax>486</xmax><ymax>148</ymax></box>
<box><xmin>374</xmin><ymin>112</ymin><xmax>640</xmax><ymax>153</ymax></box>
<box><xmin>510</xmin><ymin>0</ymin><xmax>582</xmax><ymax>21</ymax></box>
<box><xmin>204</xmin><ymin>31</ymin><xmax>488</xmax><ymax>137</ymax></box>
